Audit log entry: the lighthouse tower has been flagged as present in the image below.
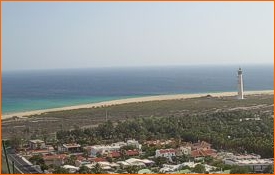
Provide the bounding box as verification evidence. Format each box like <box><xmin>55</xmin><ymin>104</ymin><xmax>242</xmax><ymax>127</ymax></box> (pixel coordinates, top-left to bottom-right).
<box><xmin>237</xmin><ymin>68</ymin><xmax>244</xmax><ymax>99</ymax></box>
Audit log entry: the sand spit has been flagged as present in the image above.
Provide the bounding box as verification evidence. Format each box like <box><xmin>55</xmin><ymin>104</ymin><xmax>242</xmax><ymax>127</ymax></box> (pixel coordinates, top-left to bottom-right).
<box><xmin>2</xmin><ymin>90</ymin><xmax>273</xmax><ymax>120</ymax></box>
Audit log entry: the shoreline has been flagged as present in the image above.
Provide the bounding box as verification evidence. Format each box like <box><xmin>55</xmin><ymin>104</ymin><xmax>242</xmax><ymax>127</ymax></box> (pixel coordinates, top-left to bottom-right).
<box><xmin>2</xmin><ymin>90</ymin><xmax>273</xmax><ymax>120</ymax></box>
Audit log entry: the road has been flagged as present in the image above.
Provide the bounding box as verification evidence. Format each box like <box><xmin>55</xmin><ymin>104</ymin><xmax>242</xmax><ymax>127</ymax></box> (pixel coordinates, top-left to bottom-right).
<box><xmin>7</xmin><ymin>153</ymin><xmax>43</xmax><ymax>174</ymax></box>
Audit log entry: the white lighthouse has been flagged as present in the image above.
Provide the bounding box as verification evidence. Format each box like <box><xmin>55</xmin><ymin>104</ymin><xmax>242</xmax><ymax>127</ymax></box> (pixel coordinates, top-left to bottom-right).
<box><xmin>237</xmin><ymin>67</ymin><xmax>244</xmax><ymax>99</ymax></box>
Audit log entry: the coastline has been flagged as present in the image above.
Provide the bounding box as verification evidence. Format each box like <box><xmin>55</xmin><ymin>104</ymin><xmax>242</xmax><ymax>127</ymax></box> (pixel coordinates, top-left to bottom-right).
<box><xmin>2</xmin><ymin>90</ymin><xmax>273</xmax><ymax>120</ymax></box>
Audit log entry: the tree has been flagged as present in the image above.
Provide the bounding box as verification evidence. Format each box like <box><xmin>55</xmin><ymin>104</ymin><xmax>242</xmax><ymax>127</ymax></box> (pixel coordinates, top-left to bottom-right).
<box><xmin>23</xmin><ymin>127</ymin><xmax>30</xmax><ymax>139</ymax></box>
<box><xmin>64</xmin><ymin>155</ymin><xmax>77</xmax><ymax>166</ymax></box>
<box><xmin>91</xmin><ymin>163</ymin><xmax>103</xmax><ymax>174</ymax></box>
<box><xmin>29</xmin><ymin>154</ymin><xmax>45</xmax><ymax>165</ymax></box>
<box><xmin>204</xmin><ymin>156</ymin><xmax>214</xmax><ymax>164</ymax></box>
<box><xmin>120</xmin><ymin>145</ymin><xmax>136</xmax><ymax>151</ymax></box>
<box><xmin>125</xmin><ymin>165</ymin><xmax>139</xmax><ymax>174</ymax></box>
<box><xmin>41</xmin><ymin>129</ymin><xmax>48</xmax><ymax>143</ymax></box>
<box><xmin>38</xmin><ymin>108</ymin><xmax>273</xmax><ymax>161</ymax></box>
<box><xmin>52</xmin><ymin>167</ymin><xmax>70</xmax><ymax>174</ymax></box>
<box><xmin>154</xmin><ymin>157</ymin><xmax>168</xmax><ymax>167</ymax></box>
<box><xmin>193</xmin><ymin>164</ymin><xmax>206</xmax><ymax>173</ymax></box>
<box><xmin>180</xmin><ymin>165</ymin><xmax>191</xmax><ymax>170</ymax></box>
<box><xmin>29</xmin><ymin>154</ymin><xmax>48</xmax><ymax>171</ymax></box>
<box><xmin>40</xmin><ymin>164</ymin><xmax>49</xmax><ymax>172</ymax></box>
<box><xmin>79</xmin><ymin>166</ymin><xmax>92</xmax><ymax>174</ymax></box>
<box><xmin>83</xmin><ymin>149</ymin><xmax>90</xmax><ymax>159</ymax></box>
<box><xmin>9</xmin><ymin>135</ymin><xmax>21</xmax><ymax>149</ymax></box>
<box><xmin>106</xmin><ymin>156</ymin><xmax>113</xmax><ymax>163</ymax></box>
<box><xmin>96</xmin><ymin>152</ymin><xmax>102</xmax><ymax>158</ymax></box>
<box><xmin>37</xmin><ymin>142</ymin><xmax>42</xmax><ymax>150</ymax></box>
<box><xmin>263</xmin><ymin>165</ymin><xmax>273</xmax><ymax>174</ymax></box>
<box><xmin>230</xmin><ymin>165</ymin><xmax>251</xmax><ymax>174</ymax></box>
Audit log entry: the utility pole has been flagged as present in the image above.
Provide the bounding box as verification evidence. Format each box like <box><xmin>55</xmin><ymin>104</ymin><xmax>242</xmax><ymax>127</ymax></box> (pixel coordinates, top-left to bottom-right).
<box><xmin>105</xmin><ymin>110</ymin><xmax>108</xmax><ymax>122</ymax></box>
<box><xmin>2</xmin><ymin>140</ymin><xmax>11</xmax><ymax>174</ymax></box>
<box><xmin>12</xmin><ymin>161</ymin><xmax>15</xmax><ymax>174</ymax></box>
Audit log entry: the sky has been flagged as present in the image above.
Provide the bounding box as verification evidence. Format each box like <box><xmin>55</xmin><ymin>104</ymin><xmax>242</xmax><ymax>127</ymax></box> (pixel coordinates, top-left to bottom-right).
<box><xmin>2</xmin><ymin>2</ymin><xmax>274</xmax><ymax>71</ymax></box>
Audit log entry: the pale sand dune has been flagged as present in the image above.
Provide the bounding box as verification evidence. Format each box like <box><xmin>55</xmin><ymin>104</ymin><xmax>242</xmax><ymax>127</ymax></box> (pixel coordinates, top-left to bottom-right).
<box><xmin>2</xmin><ymin>90</ymin><xmax>273</xmax><ymax>120</ymax></box>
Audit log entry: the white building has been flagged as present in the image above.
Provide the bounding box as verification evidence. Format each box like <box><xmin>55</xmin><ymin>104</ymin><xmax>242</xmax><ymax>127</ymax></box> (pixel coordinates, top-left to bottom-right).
<box><xmin>127</xmin><ymin>139</ymin><xmax>142</xmax><ymax>150</ymax></box>
<box><xmin>62</xmin><ymin>165</ymin><xmax>79</xmax><ymax>173</ymax></box>
<box><xmin>125</xmin><ymin>158</ymin><xmax>146</xmax><ymax>167</ymax></box>
<box><xmin>155</xmin><ymin>149</ymin><xmax>176</xmax><ymax>158</ymax></box>
<box><xmin>89</xmin><ymin>145</ymin><xmax>122</xmax><ymax>157</ymax></box>
<box><xmin>117</xmin><ymin>158</ymin><xmax>151</xmax><ymax>168</ymax></box>
<box><xmin>223</xmin><ymin>154</ymin><xmax>273</xmax><ymax>173</ymax></box>
<box><xmin>179</xmin><ymin>146</ymin><xmax>192</xmax><ymax>155</ymax></box>
<box><xmin>86</xmin><ymin>142</ymin><xmax>124</xmax><ymax>156</ymax></box>
<box><xmin>97</xmin><ymin>161</ymin><xmax>120</xmax><ymax>170</ymax></box>
<box><xmin>58</xmin><ymin>143</ymin><xmax>81</xmax><ymax>153</ymax></box>
<box><xmin>29</xmin><ymin>139</ymin><xmax>46</xmax><ymax>150</ymax></box>
<box><xmin>88</xmin><ymin>140</ymin><xmax>141</xmax><ymax>157</ymax></box>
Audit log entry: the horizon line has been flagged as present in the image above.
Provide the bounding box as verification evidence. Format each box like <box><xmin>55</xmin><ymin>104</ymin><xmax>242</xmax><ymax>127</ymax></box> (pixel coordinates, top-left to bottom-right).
<box><xmin>2</xmin><ymin>63</ymin><xmax>273</xmax><ymax>72</ymax></box>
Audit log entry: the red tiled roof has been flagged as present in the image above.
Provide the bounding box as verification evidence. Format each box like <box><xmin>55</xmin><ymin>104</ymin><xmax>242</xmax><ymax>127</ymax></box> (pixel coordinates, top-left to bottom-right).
<box><xmin>63</xmin><ymin>143</ymin><xmax>81</xmax><ymax>148</ymax></box>
<box><xmin>191</xmin><ymin>149</ymin><xmax>216</xmax><ymax>157</ymax></box>
<box><xmin>92</xmin><ymin>157</ymin><xmax>107</xmax><ymax>162</ymax></box>
<box><xmin>159</xmin><ymin>149</ymin><xmax>176</xmax><ymax>154</ymax></box>
<box><xmin>76</xmin><ymin>156</ymin><xmax>86</xmax><ymax>161</ymax></box>
<box><xmin>192</xmin><ymin>141</ymin><xmax>211</xmax><ymax>150</ymax></box>
<box><xmin>31</xmin><ymin>149</ymin><xmax>51</xmax><ymax>153</ymax></box>
<box><xmin>43</xmin><ymin>154</ymin><xmax>67</xmax><ymax>160</ymax></box>
<box><xmin>201</xmin><ymin>149</ymin><xmax>217</xmax><ymax>156</ymax></box>
<box><xmin>191</xmin><ymin>150</ymin><xmax>201</xmax><ymax>158</ymax></box>
<box><xmin>126</xmin><ymin>150</ymin><xmax>139</xmax><ymax>156</ymax></box>
<box><xmin>87</xmin><ymin>158</ymin><xmax>94</xmax><ymax>161</ymax></box>
<box><xmin>110</xmin><ymin>151</ymin><xmax>121</xmax><ymax>158</ymax></box>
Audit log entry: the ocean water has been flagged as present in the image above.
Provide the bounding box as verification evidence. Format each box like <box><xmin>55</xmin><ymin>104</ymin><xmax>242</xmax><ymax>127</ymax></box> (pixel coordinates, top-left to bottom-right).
<box><xmin>2</xmin><ymin>65</ymin><xmax>273</xmax><ymax>114</ymax></box>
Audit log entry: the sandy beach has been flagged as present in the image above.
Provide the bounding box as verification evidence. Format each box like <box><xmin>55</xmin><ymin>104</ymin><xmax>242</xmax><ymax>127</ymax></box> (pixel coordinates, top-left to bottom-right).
<box><xmin>2</xmin><ymin>90</ymin><xmax>273</xmax><ymax>120</ymax></box>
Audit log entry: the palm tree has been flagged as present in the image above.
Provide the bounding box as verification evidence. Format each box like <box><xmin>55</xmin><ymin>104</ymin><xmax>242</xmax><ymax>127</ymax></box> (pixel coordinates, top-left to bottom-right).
<box><xmin>125</xmin><ymin>165</ymin><xmax>139</xmax><ymax>174</ymax></box>
<box><xmin>83</xmin><ymin>149</ymin><xmax>90</xmax><ymax>159</ymax></box>
<box><xmin>64</xmin><ymin>155</ymin><xmax>77</xmax><ymax>166</ymax></box>
<box><xmin>91</xmin><ymin>163</ymin><xmax>103</xmax><ymax>174</ymax></box>
<box><xmin>79</xmin><ymin>166</ymin><xmax>92</xmax><ymax>174</ymax></box>
<box><xmin>52</xmin><ymin>167</ymin><xmax>69</xmax><ymax>174</ymax></box>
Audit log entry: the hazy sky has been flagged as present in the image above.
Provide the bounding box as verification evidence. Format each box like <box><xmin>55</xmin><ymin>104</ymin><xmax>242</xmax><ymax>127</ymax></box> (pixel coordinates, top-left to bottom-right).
<box><xmin>2</xmin><ymin>2</ymin><xmax>274</xmax><ymax>71</ymax></box>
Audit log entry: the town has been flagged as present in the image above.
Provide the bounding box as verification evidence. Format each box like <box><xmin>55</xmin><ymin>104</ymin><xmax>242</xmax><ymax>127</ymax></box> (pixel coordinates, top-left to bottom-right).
<box><xmin>2</xmin><ymin>93</ymin><xmax>274</xmax><ymax>174</ymax></box>
<box><xmin>4</xmin><ymin>137</ymin><xmax>273</xmax><ymax>174</ymax></box>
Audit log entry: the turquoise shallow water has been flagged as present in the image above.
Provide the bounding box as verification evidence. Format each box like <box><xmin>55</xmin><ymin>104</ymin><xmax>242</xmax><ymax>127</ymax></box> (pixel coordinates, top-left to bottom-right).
<box><xmin>2</xmin><ymin>95</ymin><xmax>145</xmax><ymax>114</ymax></box>
<box><xmin>2</xmin><ymin>65</ymin><xmax>273</xmax><ymax>114</ymax></box>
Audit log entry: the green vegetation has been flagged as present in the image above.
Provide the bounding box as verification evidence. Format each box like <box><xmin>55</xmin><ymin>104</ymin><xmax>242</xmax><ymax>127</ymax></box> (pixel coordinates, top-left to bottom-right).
<box><xmin>78</xmin><ymin>163</ymin><xmax>104</xmax><ymax>174</ymax></box>
<box><xmin>230</xmin><ymin>165</ymin><xmax>252</xmax><ymax>174</ymax></box>
<box><xmin>2</xmin><ymin>94</ymin><xmax>273</xmax><ymax>174</ymax></box>
<box><xmin>211</xmin><ymin>160</ymin><xmax>233</xmax><ymax>170</ymax></box>
<box><xmin>263</xmin><ymin>165</ymin><xmax>274</xmax><ymax>174</ymax></box>
<box><xmin>52</xmin><ymin>167</ymin><xmax>70</xmax><ymax>174</ymax></box>
<box><xmin>56</xmin><ymin>109</ymin><xmax>273</xmax><ymax>158</ymax></box>
<box><xmin>193</xmin><ymin>164</ymin><xmax>206</xmax><ymax>173</ymax></box>
<box><xmin>3</xmin><ymin>94</ymin><xmax>273</xmax><ymax>140</ymax></box>
<box><xmin>64</xmin><ymin>155</ymin><xmax>77</xmax><ymax>166</ymax></box>
<box><xmin>29</xmin><ymin>154</ymin><xmax>48</xmax><ymax>171</ymax></box>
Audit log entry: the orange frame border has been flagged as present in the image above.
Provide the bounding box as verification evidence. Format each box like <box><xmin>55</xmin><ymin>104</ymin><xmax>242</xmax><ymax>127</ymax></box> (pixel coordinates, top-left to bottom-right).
<box><xmin>0</xmin><ymin>1</ymin><xmax>274</xmax><ymax>175</ymax></box>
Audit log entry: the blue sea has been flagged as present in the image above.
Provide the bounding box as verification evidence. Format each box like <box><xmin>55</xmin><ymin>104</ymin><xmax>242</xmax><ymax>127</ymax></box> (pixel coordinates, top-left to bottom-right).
<box><xmin>2</xmin><ymin>65</ymin><xmax>273</xmax><ymax>114</ymax></box>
